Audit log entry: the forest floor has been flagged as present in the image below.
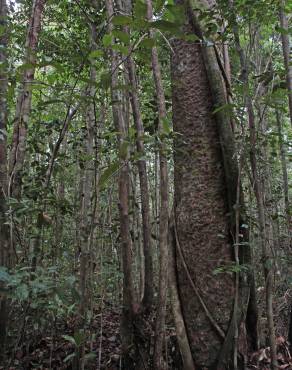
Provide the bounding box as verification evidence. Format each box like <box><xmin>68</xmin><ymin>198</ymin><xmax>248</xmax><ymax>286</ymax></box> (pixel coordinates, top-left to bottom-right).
<box><xmin>2</xmin><ymin>307</ymin><xmax>122</xmax><ymax>370</ymax></box>
<box><xmin>2</xmin><ymin>305</ymin><xmax>292</xmax><ymax>370</ymax></box>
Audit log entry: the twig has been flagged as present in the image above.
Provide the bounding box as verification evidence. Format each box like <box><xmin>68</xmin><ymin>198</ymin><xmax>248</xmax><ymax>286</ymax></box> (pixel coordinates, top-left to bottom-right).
<box><xmin>213</xmin><ymin>44</ymin><xmax>232</xmax><ymax>96</ymax></box>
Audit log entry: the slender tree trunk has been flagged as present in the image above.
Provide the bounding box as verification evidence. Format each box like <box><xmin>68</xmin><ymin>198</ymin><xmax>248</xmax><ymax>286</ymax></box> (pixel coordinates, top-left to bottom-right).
<box><xmin>105</xmin><ymin>0</ymin><xmax>135</xmax><ymax>366</ymax></box>
<box><xmin>77</xmin><ymin>20</ymin><xmax>99</xmax><ymax>370</ymax></box>
<box><xmin>79</xmin><ymin>21</ymin><xmax>97</xmax><ymax>324</ymax></box>
<box><xmin>53</xmin><ymin>137</ymin><xmax>68</xmax><ymax>265</ymax></box>
<box><xmin>168</xmin><ymin>214</ymin><xmax>195</xmax><ymax>370</ymax></box>
<box><xmin>30</xmin><ymin>106</ymin><xmax>78</xmax><ymax>273</ymax></box>
<box><xmin>276</xmin><ymin>109</ymin><xmax>292</xmax><ymax>344</ymax></box>
<box><xmin>9</xmin><ymin>0</ymin><xmax>46</xmax><ymax>198</ymax></box>
<box><xmin>248</xmin><ymin>99</ymin><xmax>277</xmax><ymax>370</ymax></box>
<box><xmin>228</xmin><ymin>4</ymin><xmax>277</xmax><ymax>368</ymax></box>
<box><xmin>126</xmin><ymin>54</ymin><xmax>154</xmax><ymax>310</ymax></box>
<box><xmin>118</xmin><ymin>0</ymin><xmax>154</xmax><ymax>310</ymax></box>
<box><xmin>279</xmin><ymin>0</ymin><xmax>292</xmax><ymax>128</ymax></box>
<box><xmin>0</xmin><ymin>0</ymin><xmax>10</xmax><ymax>356</ymax></box>
<box><xmin>146</xmin><ymin>1</ymin><xmax>169</xmax><ymax>368</ymax></box>
<box><xmin>276</xmin><ymin>110</ymin><xmax>290</xmax><ymax>224</ymax></box>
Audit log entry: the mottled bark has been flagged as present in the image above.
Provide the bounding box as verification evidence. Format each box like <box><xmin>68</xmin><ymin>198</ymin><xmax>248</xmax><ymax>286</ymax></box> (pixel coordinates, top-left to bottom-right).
<box><xmin>146</xmin><ymin>1</ymin><xmax>169</xmax><ymax>368</ymax></box>
<box><xmin>9</xmin><ymin>0</ymin><xmax>46</xmax><ymax>198</ymax></box>
<box><xmin>171</xmin><ymin>1</ymin><xmax>255</xmax><ymax>366</ymax></box>
<box><xmin>172</xmin><ymin>32</ymin><xmax>235</xmax><ymax>368</ymax></box>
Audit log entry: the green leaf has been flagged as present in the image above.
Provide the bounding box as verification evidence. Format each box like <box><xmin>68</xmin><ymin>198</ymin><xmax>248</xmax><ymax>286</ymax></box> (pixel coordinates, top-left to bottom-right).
<box><xmin>16</xmin><ymin>62</ymin><xmax>35</xmax><ymax>74</ymax></box>
<box><xmin>119</xmin><ymin>141</ymin><xmax>129</xmax><ymax>159</ymax></box>
<box><xmin>99</xmin><ymin>72</ymin><xmax>111</xmax><ymax>88</ymax></box>
<box><xmin>0</xmin><ymin>25</ymin><xmax>5</xmax><ymax>36</ymax></box>
<box><xmin>154</xmin><ymin>0</ymin><xmax>165</xmax><ymax>12</ymax></box>
<box><xmin>112</xmin><ymin>44</ymin><xmax>129</xmax><ymax>55</ymax></box>
<box><xmin>102</xmin><ymin>34</ymin><xmax>113</xmax><ymax>47</ymax></box>
<box><xmin>132</xmin><ymin>19</ymin><xmax>149</xmax><ymax>30</ymax></box>
<box><xmin>164</xmin><ymin>4</ymin><xmax>185</xmax><ymax>23</ymax></box>
<box><xmin>184</xmin><ymin>34</ymin><xmax>199</xmax><ymax>42</ymax></box>
<box><xmin>162</xmin><ymin>117</ymin><xmax>172</xmax><ymax>134</ymax></box>
<box><xmin>150</xmin><ymin>20</ymin><xmax>178</xmax><ymax>33</ymax></box>
<box><xmin>39</xmin><ymin>99</ymin><xmax>65</xmax><ymax>107</ymax></box>
<box><xmin>212</xmin><ymin>103</ymin><xmax>235</xmax><ymax>115</ymax></box>
<box><xmin>139</xmin><ymin>38</ymin><xmax>156</xmax><ymax>48</ymax></box>
<box><xmin>99</xmin><ymin>161</ymin><xmax>120</xmax><ymax>189</ymax></box>
<box><xmin>88</xmin><ymin>50</ymin><xmax>103</xmax><ymax>59</ymax></box>
<box><xmin>74</xmin><ymin>331</ymin><xmax>85</xmax><ymax>347</ymax></box>
<box><xmin>0</xmin><ymin>267</ymin><xmax>11</xmax><ymax>282</ymax></box>
<box><xmin>113</xmin><ymin>83</ymin><xmax>132</xmax><ymax>91</ymax></box>
<box><xmin>15</xmin><ymin>284</ymin><xmax>29</xmax><ymax>300</ymax></box>
<box><xmin>112</xmin><ymin>30</ymin><xmax>131</xmax><ymax>44</ymax></box>
<box><xmin>63</xmin><ymin>353</ymin><xmax>76</xmax><ymax>363</ymax></box>
<box><xmin>112</xmin><ymin>15</ymin><xmax>132</xmax><ymax>26</ymax></box>
<box><xmin>275</xmin><ymin>26</ymin><xmax>289</xmax><ymax>35</ymax></box>
<box><xmin>134</xmin><ymin>0</ymin><xmax>147</xmax><ymax>18</ymax></box>
<box><xmin>62</xmin><ymin>335</ymin><xmax>77</xmax><ymax>347</ymax></box>
<box><xmin>84</xmin><ymin>352</ymin><xmax>97</xmax><ymax>362</ymax></box>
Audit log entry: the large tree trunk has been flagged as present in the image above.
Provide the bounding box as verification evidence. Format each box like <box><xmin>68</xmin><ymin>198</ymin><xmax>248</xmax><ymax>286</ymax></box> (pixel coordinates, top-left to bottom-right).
<box><xmin>172</xmin><ymin>30</ymin><xmax>235</xmax><ymax>369</ymax></box>
<box><xmin>171</xmin><ymin>7</ymin><xmax>253</xmax><ymax>364</ymax></box>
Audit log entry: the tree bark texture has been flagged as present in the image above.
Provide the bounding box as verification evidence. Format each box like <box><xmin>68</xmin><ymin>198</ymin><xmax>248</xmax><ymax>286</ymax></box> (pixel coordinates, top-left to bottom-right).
<box><xmin>228</xmin><ymin>3</ymin><xmax>277</xmax><ymax>366</ymax></box>
<box><xmin>9</xmin><ymin>0</ymin><xmax>46</xmax><ymax>198</ymax></box>
<box><xmin>279</xmin><ymin>0</ymin><xmax>292</xmax><ymax>128</ymax></box>
<box><xmin>105</xmin><ymin>0</ymin><xmax>135</xmax><ymax>365</ymax></box>
<box><xmin>276</xmin><ymin>111</ymin><xmax>290</xmax><ymax>225</ymax></box>
<box><xmin>172</xmin><ymin>32</ymin><xmax>235</xmax><ymax>368</ymax></box>
<box><xmin>0</xmin><ymin>0</ymin><xmax>8</xmax><ymax>266</ymax></box>
<box><xmin>79</xmin><ymin>22</ymin><xmax>97</xmax><ymax>324</ymax></box>
<box><xmin>146</xmin><ymin>0</ymin><xmax>169</xmax><ymax>368</ymax></box>
<box><xmin>119</xmin><ymin>0</ymin><xmax>154</xmax><ymax>309</ymax></box>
